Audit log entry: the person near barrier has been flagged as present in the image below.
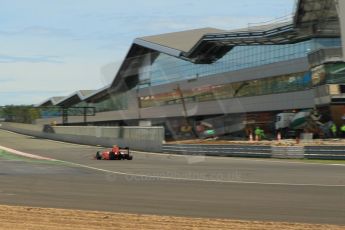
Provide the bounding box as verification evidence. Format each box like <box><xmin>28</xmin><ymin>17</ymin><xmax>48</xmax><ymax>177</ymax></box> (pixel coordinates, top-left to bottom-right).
<box><xmin>331</xmin><ymin>123</ymin><xmax>337</xmax><ymax>138</ymax></box>
<box><xmin>341</xmin><ymin>124</ymin><xmax>345</xmax><ymax>138</ymax></box>
<box><xmin>254</xmin><ymin>126</ymin><xmax>265</xmax><ymax>141</ymax></box>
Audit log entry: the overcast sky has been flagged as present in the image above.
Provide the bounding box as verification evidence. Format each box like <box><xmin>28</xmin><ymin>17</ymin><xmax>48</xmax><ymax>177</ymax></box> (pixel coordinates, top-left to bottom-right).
<box><xmin>0</xmin><ymin>0</ymin><xmax>295</xmax><ymax>106</ymax></box>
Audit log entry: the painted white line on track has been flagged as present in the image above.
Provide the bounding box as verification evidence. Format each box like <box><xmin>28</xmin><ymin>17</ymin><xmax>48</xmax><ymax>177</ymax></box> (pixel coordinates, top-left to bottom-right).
<box><xmin>1</xmin><ymin>144</ymin><xmax>345</xmax><ymax>187</ymax></box>
<box><xmin>0</xmin><ymin>145</ymin><xmax>55</xmax><ymax>161</ymax></box>
<box><xmin>62</xmin><ymin>161</ymin><xmax>345</xmax><ymax>187</ymax></box>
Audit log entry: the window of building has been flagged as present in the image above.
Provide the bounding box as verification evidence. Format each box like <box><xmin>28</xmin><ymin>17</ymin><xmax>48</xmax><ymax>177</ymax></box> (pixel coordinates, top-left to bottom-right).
<box><xmin>139</xmin><ymin>71</ymin><xmax>312</xmax><ymax>108</ymax></box>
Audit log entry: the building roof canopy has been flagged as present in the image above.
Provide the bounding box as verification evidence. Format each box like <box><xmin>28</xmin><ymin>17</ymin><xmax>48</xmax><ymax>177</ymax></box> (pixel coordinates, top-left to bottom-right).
<box><xmin>36</xmin><ymin>96</ymin><xmax>66</xmax><ymax>107</ymax></box>
<box><xmin>55</xmin><ymin>90</ymin><xmax>95</xmax><ymax>107</ymax></box>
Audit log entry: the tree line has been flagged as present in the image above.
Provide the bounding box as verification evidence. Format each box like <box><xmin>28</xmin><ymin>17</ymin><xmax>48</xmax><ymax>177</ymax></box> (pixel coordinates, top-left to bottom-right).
<box><xmin>0</xmin><ymin>105</ymin><xmax>41</xmax><ymax>124</ymax></box>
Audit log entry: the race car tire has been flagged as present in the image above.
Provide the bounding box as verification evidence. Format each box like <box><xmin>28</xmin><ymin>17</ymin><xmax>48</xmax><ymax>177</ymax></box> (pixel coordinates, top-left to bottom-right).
<box><xmin>95</xmin><ymin>151</ymin><xmax>101</xmax><ymax>160</ymax></box>
<box><xmin>109</xmin><ymin>152</ymin><xmax>116</xmax><ymax>160</ymax></box>
<box><xmin>128</xmin><ymin>155</ymin><xmax>133</xmax><ymax>160</ymax></box>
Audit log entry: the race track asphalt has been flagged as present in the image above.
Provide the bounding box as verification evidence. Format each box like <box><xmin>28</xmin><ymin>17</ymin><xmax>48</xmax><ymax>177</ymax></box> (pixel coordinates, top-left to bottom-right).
<box><xmin>0</xmin><ymin>130</ymin><xmax>344</xmax><ymax>225</ymax></box>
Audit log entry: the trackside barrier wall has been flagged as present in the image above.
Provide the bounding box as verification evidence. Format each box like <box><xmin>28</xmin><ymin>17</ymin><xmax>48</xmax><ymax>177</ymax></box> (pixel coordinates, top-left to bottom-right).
<box><xmin>162</xmin><ymin>144</ymin><xmax>345</xmax><ymax>160</ymax></box>
<box><xmin>1</xmin><ymin>122</ymin><xmax>345</xmax><ymax>159</ymax></box>
<box><xmin>304</xmin><ymin>146</ymin><xmax>345</xmax><ymax>160</ymax></box>
<box><xmin>162</xmin><ymin>144</ymin><xmax>272</xmax><ymax>158</ymax></box>
<box><xmin>0</xmin><ymin>122</ymin><xmax>164</xmax><ymax>152</ymax></box>
<box><xmin>271</xmin><ymin>146</ymin><xmax>304</xmax><ymax>159</ymax></box>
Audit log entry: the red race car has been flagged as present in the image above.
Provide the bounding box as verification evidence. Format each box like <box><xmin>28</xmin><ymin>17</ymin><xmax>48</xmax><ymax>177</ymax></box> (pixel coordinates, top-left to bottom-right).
<box><xmin>95</xmin><ymin>145</ymin><xmax>133</xmax><ymax>160</ymax></box>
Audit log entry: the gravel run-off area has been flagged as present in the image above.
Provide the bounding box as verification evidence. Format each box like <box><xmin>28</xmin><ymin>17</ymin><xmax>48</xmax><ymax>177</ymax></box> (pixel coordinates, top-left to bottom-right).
<box><xmin>0</xmin><ymin>205</ymin><xmax>344</xmax><ymax>230</ymax></box>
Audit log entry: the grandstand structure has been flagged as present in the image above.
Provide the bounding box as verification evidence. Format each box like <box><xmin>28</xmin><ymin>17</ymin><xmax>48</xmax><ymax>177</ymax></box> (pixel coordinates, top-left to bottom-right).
<box><xmin>36</xmin><ymin>0</ymin><xmax>345</xmax><ymax>139</ymax></box>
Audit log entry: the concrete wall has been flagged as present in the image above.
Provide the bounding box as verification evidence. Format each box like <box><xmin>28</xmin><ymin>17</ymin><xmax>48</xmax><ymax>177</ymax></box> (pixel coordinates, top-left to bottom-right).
<box><xmin>0</xmin><ymin>122</ymin><xmax>164</xmax><ymax>152</ymax></box>
<box><xmin>0</xmin><ymin>122</ymin><xmax>45</xmax><ymax>132</ymax></box>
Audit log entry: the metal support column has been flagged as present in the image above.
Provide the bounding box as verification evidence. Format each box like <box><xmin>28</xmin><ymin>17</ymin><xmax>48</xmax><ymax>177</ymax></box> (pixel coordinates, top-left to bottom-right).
<box><xmin>83</xmin><ymin>107</ymin><xmax>87</xmax><ymax>124</ymax></box>
<box><xmin>62</xmin><ymin>108</ymin><xmax>68</xmax><ymax>125</ymax></box>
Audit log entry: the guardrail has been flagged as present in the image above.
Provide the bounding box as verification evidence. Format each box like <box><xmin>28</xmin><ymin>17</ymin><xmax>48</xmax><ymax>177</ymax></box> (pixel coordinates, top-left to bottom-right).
<box><xmin>304</xmin><ymin>146</ymin><xmax>345</xmax><ymax>160</ymax></box>
<box><xmin>163</xmin><ymin>144</ymin><xmax>345</xmax><ymax>160</ymax></box>
<box><xmin>163</xmin><ymin>144</ymin><xmax>271</xmax><ymax>158</ymax></box>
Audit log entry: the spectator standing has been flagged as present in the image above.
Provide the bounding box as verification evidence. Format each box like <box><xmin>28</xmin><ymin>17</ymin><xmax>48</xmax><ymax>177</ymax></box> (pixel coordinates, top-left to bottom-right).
<box><xmin>331</xmin><ymin>123</ymin><xmax>337</xmax><ymax>138</ymax></box>
<box><xmin>340</xmin><ymin>124</ymin><xmax>345</xmax><ymax>138</ymax></box>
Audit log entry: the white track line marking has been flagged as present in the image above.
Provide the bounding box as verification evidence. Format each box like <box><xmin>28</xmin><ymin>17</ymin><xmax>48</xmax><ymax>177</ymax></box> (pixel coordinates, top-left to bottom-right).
<box><xmin>0</xmin><ymin>145</ymin><xmax>55</xmax><ymax>161</ymax></box>
<box><xmin>1</xmin><ymin>144</ymin><xmax>344</xmax><ymax>187</ymax></box>
<box><xmin>59</xmin><ymin>160</ymin><xmax>345</xmax><ymax>187</ymax></box>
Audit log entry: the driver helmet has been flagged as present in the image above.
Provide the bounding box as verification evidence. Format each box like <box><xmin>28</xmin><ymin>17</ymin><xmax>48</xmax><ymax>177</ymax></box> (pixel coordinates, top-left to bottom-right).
<box><xmin>112</xmin><ymin>145</ymin><xmax>119</xmax><ymax>153</ymax></box>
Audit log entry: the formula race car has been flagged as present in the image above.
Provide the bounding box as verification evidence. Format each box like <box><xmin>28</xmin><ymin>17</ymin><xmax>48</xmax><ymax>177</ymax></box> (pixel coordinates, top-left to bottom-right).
<box><xmin>95</xmin><ymin>145</ymin><xmax>133</xmax><ymax>160</ymax></box>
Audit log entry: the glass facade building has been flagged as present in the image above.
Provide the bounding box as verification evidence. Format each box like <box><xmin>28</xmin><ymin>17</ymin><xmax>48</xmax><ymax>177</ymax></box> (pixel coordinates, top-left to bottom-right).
<box><xmin>39</xmin><ymin>38</ymin><xmax>343</xmax><ymax>121</ymax></box>
<box><xmin>89</xmin><ymin>93</ymin><xmax>128</xmax><ymax>113</ymax></box>
<box><xmin>139</xmin><ymin>38</ymin><xmax>341</xmax><ymax>87</ymax></box>
<box><xmin>66</xmin><ymin>37</ymin><xmax>340</xmax><ymax>115</ymax></box>
<box><xmin>91</xmin><ymin>38</ymin><xmax>341</xmax><ymax>113</ymax></box>
<box><xmin>134</xmin><ymin>38</ymin><xmax>343</xmax><ymax>110</ymax></box>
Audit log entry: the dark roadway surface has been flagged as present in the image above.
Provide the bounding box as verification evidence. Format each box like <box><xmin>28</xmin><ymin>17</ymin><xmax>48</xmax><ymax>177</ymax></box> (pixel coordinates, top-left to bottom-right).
<box><xmin>0</xmin><ymin>130</ymin><xmax>344</xmax><ymax>225</ymax></box>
